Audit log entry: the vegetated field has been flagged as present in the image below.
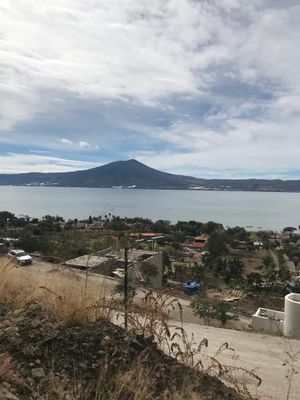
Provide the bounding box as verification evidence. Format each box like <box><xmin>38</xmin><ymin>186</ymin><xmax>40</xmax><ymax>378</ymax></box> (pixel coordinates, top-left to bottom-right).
<box><xmin>234</xmin><ymin>293</ymin><xmax>284</xmax><ymax>318</ymax></box>
<box><xmin>1</xmin><ymin>256</ymin><xmax>299</xmax><ymax>400</ymax></box>
<box><xmin>231</xmin><ymin>250</ymin><xmax>269</xmax><ymax>275</ymax></box>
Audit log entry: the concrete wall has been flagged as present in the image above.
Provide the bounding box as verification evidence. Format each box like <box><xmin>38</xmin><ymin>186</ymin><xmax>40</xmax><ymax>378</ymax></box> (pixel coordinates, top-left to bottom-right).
<box><xmin>251</xmin><ymin>308</ymin><xmax>284</xmax><ymax>334</ymax></box>
<box><xmin>129</xmin><ymin>252</ymin><xmax>163</xmax><ymax>288</ymax></box>
<box><xmin>284</xmin><ymin>293</ymin><xmax>300</xmax><ymax>339</ymax></box>
<box><xmin>142</xmin><ymin>252</ymin><xmax>163</xmax><ymax>288</ymax></box>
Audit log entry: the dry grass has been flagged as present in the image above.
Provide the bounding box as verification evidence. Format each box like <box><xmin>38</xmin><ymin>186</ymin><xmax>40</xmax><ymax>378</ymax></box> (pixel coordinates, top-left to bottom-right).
<box><xmin>40</xmin><ymin>363</ymin><xmax>205</xmax><ymax>400</ymax></box>
<box><xmin>125</xmin><ymin>290</ymin><xmax>260</xmax><ymax>399</ymax></box>
<box><xmin>95</xmin><ymin>363</ymin><xmax>205</xmax><ymax>400</ymax></box>
<box><xmin>0</xmin><ymin>257</ymin><xmax>36</xmax><ymax>309</ymax></box>
<box><xmin>0</xmin><ymin>256</ymin><xmax>119</xmax><ymax>326</ymax></box>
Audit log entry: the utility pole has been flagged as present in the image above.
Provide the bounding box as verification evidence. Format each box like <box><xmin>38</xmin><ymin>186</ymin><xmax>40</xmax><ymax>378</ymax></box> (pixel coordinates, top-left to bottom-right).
<box><xmin>123</xmin><ymin>235</ymin><xmax>165</xmax><ymax>331</ymax></box>
<box><xmin>124</xmin><ymin>246</ymin><xmax>129</xmax><ymax>331</ymax></box>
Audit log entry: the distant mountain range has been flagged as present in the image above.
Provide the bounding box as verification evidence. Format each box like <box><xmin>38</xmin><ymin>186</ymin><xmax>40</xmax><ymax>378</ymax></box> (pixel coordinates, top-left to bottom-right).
<box><xmin>0</xmin><ymin>159</ymin><xmax>300</xmax><ymax>192</ymax></box>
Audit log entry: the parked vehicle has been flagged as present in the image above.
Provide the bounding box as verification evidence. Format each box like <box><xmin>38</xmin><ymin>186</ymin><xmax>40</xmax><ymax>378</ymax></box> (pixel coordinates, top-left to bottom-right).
<box><xmin>8</xmin><ymin>249</ymin><xmax>32</xmax><ymax>265</ymax></box>
<box><xmin>0</xmin><ymin>243</ymin><xmax>8</xmax><ymax>253</ymax></box>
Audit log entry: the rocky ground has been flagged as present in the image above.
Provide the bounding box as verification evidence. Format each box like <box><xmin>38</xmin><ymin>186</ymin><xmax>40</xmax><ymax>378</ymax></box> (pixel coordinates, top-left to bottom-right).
<box><xmin>0</xmin><ymin>302</ymin><xmax>243</xmax><ymax>400</ymax></box>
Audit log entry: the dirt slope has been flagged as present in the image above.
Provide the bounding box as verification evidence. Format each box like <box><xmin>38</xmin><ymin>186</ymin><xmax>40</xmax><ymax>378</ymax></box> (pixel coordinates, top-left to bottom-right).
<box><xmin>0</xmin><ymin>302</ymin><xmax>242</xmax><ymax>400</ymax></box>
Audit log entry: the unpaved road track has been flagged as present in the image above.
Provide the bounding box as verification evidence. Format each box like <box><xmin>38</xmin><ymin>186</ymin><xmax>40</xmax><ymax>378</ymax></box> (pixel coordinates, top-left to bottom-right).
<box><xmin>23</xmin><ymin>260</ymin><xmax>300</xmax><ymax>400</ymax></box>
<box><xmin>178</xmin><ymin>321</ymin><xmax>300</xmax><ymax>400</ymax></box>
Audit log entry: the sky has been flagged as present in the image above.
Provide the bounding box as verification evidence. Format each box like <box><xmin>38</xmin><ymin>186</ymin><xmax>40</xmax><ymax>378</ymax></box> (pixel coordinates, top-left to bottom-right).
<box><xmin>0</xmin><ymin>0</ymin><xmax>300</xmax><ymax>179</ymax></box>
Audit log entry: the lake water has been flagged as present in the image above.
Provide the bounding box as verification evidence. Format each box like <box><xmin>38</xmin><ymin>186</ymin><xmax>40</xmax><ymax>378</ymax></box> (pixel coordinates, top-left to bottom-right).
<box><xmin>0</xmin><ymin>186</ymin><xmax>300</xmax><ymax>231</ymax></box>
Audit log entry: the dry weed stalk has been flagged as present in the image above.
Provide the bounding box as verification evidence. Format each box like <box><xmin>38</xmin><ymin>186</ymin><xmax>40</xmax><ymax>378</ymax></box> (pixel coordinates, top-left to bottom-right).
<box><xmin>126</xmin><ymin>288</ymin><xmax>260</xmax><ymax>399</ymax></box>
<box><xmin>38</xmin><ymin>281</ymin><xmax>120</xmax><ymax>327</ymax></box>
<box><xmin>0</xmin><ymin>257</ymin><xmax>17</xmax><ymax>296</ymax></box>
<box><xmin>280</xmin><ymin>342</ymin><xmax>300</xmax><ymax>400</ymax></box>
<box><xmin>0</xmin><ymin>257</ymin><xmax>36</xmax><ymax>308</ymax></box>
<box><xmin>0</xmin><ymin>353</ymin><xmax>13</xmax><ymax>380</ymax></box>
<box><xmin>95</xmin><ymin>354</ymin><xmax>155</xmax><ymax>400</ymax></box>
<box><xmin>126</xmin><ymin>289</ymin><xmax>182</xmax><ymax>346</ymax></box>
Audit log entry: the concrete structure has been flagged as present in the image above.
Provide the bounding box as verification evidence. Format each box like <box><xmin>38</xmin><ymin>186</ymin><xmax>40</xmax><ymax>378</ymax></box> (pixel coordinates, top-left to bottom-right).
<box><xmin>284</xmin><ymin>293</ymin><xmax>300</xmax><ymax>338</ymax></box>
<box><xmin>251</xmin><ymin>308</ymin><xmax>284</xmax><ymax>335</ymax></box>
<box><xmin>128</xmin><ymin>250</ymin><xmax>163</xmax><ymax>288</ymax></box>
<box><xmin>251</xmin><ymin>293</ymin><xmax>300</xmax><ymax>338</ymax></box>
<box><xmin>65</xmin><ymin>248</ymin><xmax>164</xmax><ymax>288</ymax></box>
<box><xmin>64</xmin><ymin>248</ymin><xmax>121</xmax><ymax>275</ymax></box>
<box><xmin>178</xmin><ymin>242</ymin><xmax>205</xmax><ymax>251</ymax></box>
<box><xmin>194</xmin><ymin>234</ymin><xmax>208</xmax><ymax>244</ymax></box>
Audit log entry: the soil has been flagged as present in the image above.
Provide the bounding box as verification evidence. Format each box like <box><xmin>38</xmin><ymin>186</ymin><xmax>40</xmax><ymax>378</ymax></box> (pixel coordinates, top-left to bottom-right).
<box><xmin>234</xmin><ymin>293</ymin><xmax>284</xmax><ymax>318</ymax></box>
<box><xmin>0</xmin><ymin>302</ymin><xmax>243</xmax><ymax>400</ymax></box>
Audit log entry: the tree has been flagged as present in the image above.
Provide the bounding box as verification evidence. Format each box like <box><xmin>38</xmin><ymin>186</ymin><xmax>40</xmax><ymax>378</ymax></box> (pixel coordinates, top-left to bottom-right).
<box><xmin>191</xmin><ymin>299</ymin><xmax>236</xmax><ymax>326</ymax></box>
<box><xmin>207</xmin><ymin>231</ymin><xmax>228</xmax><ymax>258</ymax></box>
<box><xmin>283</xmin><ymin>227</ymin><xmax>297</xmax><ymax>232</ymax></box>
<box><xmin>202</xmin><ymin>221</ymin><xmax>223</xmax><ymax>235</ymax></box>
<box><xmin>152</xmin><ymin>220</ymin><xmax>171</xmax><ymax>234</ymax></box>
<box><xmin>226</xmin><ymin>226</ymin><xmax>249</xmax><ymax>241</ymax></box>
<box><xmin>213</xmin><ymin>301</ymin><xmax>235</xmax><ymax>326</ymax></box>
<box><xmin>226</xmin><ymin>258</ymin><xmax>244</xmax><ymax>282</ymax></box>
<box><xmin>191</xmin><ymin>262</ymin><xmax>205</xmax><ymax>282</ymax></box>
<box><xmin>175</xmin><ymin>220</ymin><xmax>203</xmax><ymax>236</ymax></box>
<box><xmin>191</xmin><ymin>299</ymin><xmax>215</xmax><ymax>324</ymax></box>
<box><xmin>246</xmin><ymin>272</ymin><xmax>263</xmax><ymax>291</ymax></box>
<box><xmin>0</xmin><ymin>211</ymin><xmax>16</xmax><ymax>228</ymax></box>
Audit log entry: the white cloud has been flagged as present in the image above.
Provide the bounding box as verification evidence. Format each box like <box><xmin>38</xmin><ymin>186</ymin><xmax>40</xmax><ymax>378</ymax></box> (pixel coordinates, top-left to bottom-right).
<box><xmin>137</xmin><ymin>108</ymin><xmax>300</xmax><ymax>178</ymax></box>
<box><xmin>0</xmin><ymin>153</ymin><xmax>98</xmax><ymax>173</ymax></box>
<box><xmin>60</xmin><ymin>138</ymin><xmax>90</xmax><ymax>148</ymax></box>
<box><xmin>60</xmin><ymin>138</ymin><xmax>74</xmax><ymax>145</ymax></box>
<box><xmin>78</xmin><ymin>141</ymin><xmax>90</xmax><ymax>148</ymax></box>
<box><xmin>0</xmin><ymin>1</ymin><xmax>299</xmax><ymax>177</ymax></box>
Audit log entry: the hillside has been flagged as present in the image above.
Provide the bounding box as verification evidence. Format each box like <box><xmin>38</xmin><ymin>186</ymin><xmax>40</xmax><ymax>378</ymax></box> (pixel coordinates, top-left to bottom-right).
<box><xmin>0</xmin><ymin>258</ymin><xmax>246</xmax><ymax>400</ymax></box>
<box><xmin>0</xmin><ymin>302</ymin><xmax>245</xmax><ymax>400</ymax></box>
<box><xmin>0</xmin><ymin>159</ymin><xmax>300</xmax><ymax>191</ymax></box>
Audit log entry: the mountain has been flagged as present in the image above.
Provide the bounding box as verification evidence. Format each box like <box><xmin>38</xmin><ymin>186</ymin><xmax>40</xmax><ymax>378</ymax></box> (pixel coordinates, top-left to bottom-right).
<box><xmin>0</xmin><ymin>159</ymin><xmax>300</xmax><ymax>192</ymax></box>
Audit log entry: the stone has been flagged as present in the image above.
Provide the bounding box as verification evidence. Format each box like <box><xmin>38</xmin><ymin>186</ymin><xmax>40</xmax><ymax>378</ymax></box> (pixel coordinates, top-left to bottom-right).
<box><xmin>0</xmin><ymin>320</ymin><xmax>11</xmax><ymax>329</ymax></box>
<box><xmin>0</xmin><ymin>388</ymin><xmax>19</xmax><ymax>400</ymax></box>
<box><xmin>30</xmin><ymin>320</ymin><xmax>40</xmax><ymax>329</ymax></box>
<box><xmin>0</xmin><ymin>383</ymin><xmax>11</xmax><ymax>391</ymax></box>
<box><xmin>100</xmin><ymin>335</ymin><xmax>111</xmax><ymax>346</ymax></box>
<box><xmin>13</xmin><ymin>309</ymin><xmax>24</xmax><ymax>316</ymax></box>
<box><xmin>31</xmin><ymin>367</ymin><xmax>45</xmax><ymax>379</ymax></box>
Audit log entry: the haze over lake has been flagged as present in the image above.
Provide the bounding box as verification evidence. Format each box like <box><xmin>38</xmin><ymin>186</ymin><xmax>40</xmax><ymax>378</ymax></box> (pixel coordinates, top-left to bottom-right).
<box><xmin>1</xmin><ymin>186</ymin><xmax>300</xmax><ymax>231</ymax></box>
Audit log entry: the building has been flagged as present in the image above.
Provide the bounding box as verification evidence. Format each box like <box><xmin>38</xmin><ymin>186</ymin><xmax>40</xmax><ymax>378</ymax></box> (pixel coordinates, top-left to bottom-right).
<box><xmin>127</xmin><ymin>250</ymin><xmax>163</xmax><ymax>288</ymax></box>
<box><xmin>194</xmin><ymin>234</ymin><xmax>208</xmax><ymax>244</ymax></box>
<box><xmin>251</xmin><ymin>293</ymin><xmax>300</xmax><ymax>338</ymax></box>
<box><xmin>178</xmin><ymin>242</ymin><xmax>205</xmax><ymax>252</ymax></box>
<box><xmin>128</xmin><ymin>232</ymin><xmax>161</xmax><ymax>239</ymax></box>
<box><xmin>284</xmin><ymin>293</ymin><xmax>300</xmax><ymax>338</ymax></box>
<box><xmin>65</xmin><ymin>248</ymin><xmax>164</xmax><ymax>288</ymax></box>
<box><xmin>251</xmin><ymin>308</ymin><xmax>284</xmax><ymax>335</ymax></box>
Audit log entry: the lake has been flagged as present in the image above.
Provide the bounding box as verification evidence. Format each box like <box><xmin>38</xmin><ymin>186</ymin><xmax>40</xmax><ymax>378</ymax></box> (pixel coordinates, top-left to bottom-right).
<box><xmin>0</xmin><ymin>186</ymin><xmax>300</xmax><ymax>231</ymax></box>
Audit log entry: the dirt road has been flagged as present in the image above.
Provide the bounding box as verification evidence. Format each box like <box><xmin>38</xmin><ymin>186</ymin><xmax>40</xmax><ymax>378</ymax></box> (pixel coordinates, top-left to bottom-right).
<box><xmin>178</xmin><ymin>321</ymin><xmax>300</xmax><ymax>400</ymax></box>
